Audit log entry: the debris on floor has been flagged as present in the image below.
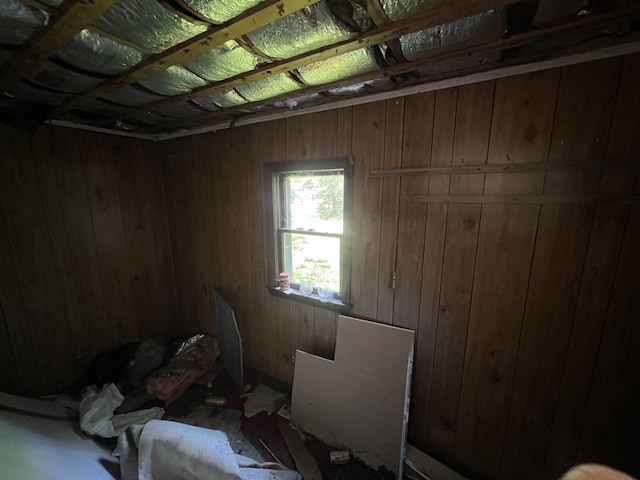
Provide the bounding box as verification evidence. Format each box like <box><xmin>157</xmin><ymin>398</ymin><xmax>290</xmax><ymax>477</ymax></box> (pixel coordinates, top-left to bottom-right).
<box><xmin>243</xmin><ymin>383</ymin><xmax>286</xmax><ymax>418</ymax></box>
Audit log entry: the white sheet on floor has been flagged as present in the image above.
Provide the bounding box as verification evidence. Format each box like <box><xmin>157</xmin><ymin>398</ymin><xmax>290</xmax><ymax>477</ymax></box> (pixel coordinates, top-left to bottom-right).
<box><xmin>0</xmin><ymin>408</ymin><xmax>118</xmax><ymax>480</ymax></box>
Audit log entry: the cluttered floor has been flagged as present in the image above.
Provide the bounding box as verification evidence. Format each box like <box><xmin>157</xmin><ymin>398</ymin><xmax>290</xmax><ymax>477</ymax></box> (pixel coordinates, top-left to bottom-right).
<box><xmin>0</xmin><ymin>345</ymin><xmax>396</xmax><ymax>480</ymax></box>
<box><xmin>1</xmin><ymin>300</ymin><xmax>422</xmax><ymax>480</ymax></box>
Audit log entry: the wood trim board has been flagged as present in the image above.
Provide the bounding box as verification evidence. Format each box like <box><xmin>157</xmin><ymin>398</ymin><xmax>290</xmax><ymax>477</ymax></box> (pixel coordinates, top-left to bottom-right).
<box><xmin>291</xmin><ymin>315</ymin><xmax>415</xmax><ymax>478</ymax></box>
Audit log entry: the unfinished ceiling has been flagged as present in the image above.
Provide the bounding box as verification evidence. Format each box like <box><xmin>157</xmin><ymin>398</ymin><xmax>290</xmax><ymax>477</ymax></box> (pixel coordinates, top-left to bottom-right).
<box><xmin>0</xmin><ymin>0</ymin><xmax>639</xmax><ymax>139</ymax></box>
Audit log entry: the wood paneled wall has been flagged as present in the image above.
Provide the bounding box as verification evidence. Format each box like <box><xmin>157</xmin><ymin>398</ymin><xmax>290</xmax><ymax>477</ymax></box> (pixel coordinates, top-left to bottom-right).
<box><xmin>0</xmin><ymin>124</ymin><xmax>179</xmax><ymax>395</ymax></box>
<box><xmin>163</xmin><ymin>54</ymin><xmax>640</xmax><ymax>479</ymax></box>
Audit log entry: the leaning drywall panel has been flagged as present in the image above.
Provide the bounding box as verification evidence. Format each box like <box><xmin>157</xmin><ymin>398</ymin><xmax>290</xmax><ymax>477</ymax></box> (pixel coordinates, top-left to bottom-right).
<box><xmin>214</xmin><ymin>290</ymin><xmax>243</xmax><ymax>387</ymax></box>
<box><xmin>291</xmin><ymin>315</ymin><xmax>415</xmax><ymax>478</ymax></box>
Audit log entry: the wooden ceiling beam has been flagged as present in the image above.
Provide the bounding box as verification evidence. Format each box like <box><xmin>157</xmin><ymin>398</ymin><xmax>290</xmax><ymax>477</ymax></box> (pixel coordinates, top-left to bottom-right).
<box><xmin>113</xmin><ymin>0</ymin><xmax>526</xmax><ymax>117</ymax></box>
<box><xmin>64</xmin><ymin>0</ymin><xmax>322</xmax><ymax>107</ymax></box>
<box><xmin>0</xmin><ymin>0</ymin><xmax>118</xmax><ymax>89</ymax></box>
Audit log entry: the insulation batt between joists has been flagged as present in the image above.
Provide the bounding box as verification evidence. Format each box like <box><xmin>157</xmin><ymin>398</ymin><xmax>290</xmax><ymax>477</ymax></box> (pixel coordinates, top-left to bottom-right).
<box><xmin>297</xmin><ymin>47</ymin><xmax>379</xmax><ymax>85</ymax></box>
<box><xmin>92</xmin><ymin>0</ymin><xmax>207</xmax><ymax>54</ymax></box>
<box><xmin>235</xmin><ymin>73</ymin><xmax>302</xmax><ymax>102</ymax></box>
<box><xmin>245</xmin><ymin>1</ymin><xmax>355</xmax><ymax>60</ymax></box>
<box><xmin>138</xmin><ymin>65</ymin><xmax>207</xmax><ymax>96</ymax></box>
<box><xmin>14</xmin><ymin>82</ymin><xmax>73</xmax><ymax>105</ymax></box>
<box><xmin>379</xmin><ymin>0</ymin><xmax>447</xmax><ymax>21</ymax></box>
<box><xmin>182</xmin><ymin>40</ymin><xmax>259</xmax><ymax>83</ymax></box>
<box><xmin>26</xmin><ymin>60</ymin><xmax>105</xmax><ymax>93</ymax></box>
<box><xmin>192</xmin><ymin>91</ymin><xmax>247</xmax><ymax>110</ymax></box>
<box><xmin>56</xmin><ymin>29</ymin><xmax>145</xmax><ymax>76</ymax></box>
<box><xmin>0</xmin><ymin>0</ymin><xmax>49</xmax><ymax>46</ymax></box>
<box><xmin>181</xmin><ymin>0</ymin><xmax>262</xmax><ymax>24</ymax></box>
<box><xmin>400</xmin><ymin>9</ymin><xmax>506</xmax><ymax>60</ymax></box>
<box><xmin>103</xmin><ymin>85</ymin><xmax>164</xmax><ymax>107</ymax></box>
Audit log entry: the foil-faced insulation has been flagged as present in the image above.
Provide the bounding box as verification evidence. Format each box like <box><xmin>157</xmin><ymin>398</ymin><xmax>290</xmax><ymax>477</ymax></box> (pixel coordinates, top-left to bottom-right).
<box><xmin>297</xmin><ymin>48</ymin><xmax>378</xmax><ymax>85</ymax></box>
<box><xmin>533</xmin><ymin>0</ymin><xmax>590</xmax><ymax>25</ymax></box>
<box><xmin>235</xmin><ymin>73</ymin><xmax>301</xmax><ymax>102</ymax></box>
<box><xmin>182</xmin><ymin>40</ymin><xmax>259</xmax><ymax>82</ymax></box>
<box><xmin>246</xmin><ymin>2</ymin><xmax>355</xmax><ymax>59</ymax></box>
<box><xmin>192</xmin><ymin>90</ymin><xmax>246</xmax><ymax>110</ymax></box>
<box><xmin>156</xmin><ymin>102</ymin><xmax>204</xmax><ymax>118</ymax></box>
<box><xmin>102</xmin><ymin>85</ymin><xmax>164</xmax><ymax>107</ymax></box>
<box><xmin>79</xmin><ymin>99</ymin><xmax>133</xmax><ymax>116</ymax></box>
<box><xmin>181</xmin><ymin>0</ymin><xmax>262</xmax><ymax>24</ymax></box>
<box><xmin>400</xmin><ymin>10</ymin><xmax>506</xmax><ymax>61</ymax></box>
<box><xmin>138</xmin><ymin>65</ymin><xmax>206</xmax><ymax>96</ymax></box>
<box><xmin>55</xmin><ymin>29</ymin><xmax>145</xmax><ymax>75</ymax></box>
<box><xmin>273</xmin><ymin>93</ymin><xmax>322</xmax><ymax>109</ymax></box>
<box><xmin>328</xmin><ymin>76</ymin><xmax>390</xmax><ymax>95</ymax></box>
<box><xmin>0</xmin><ymin>0</ymin><xmax>49</xmax><ymax>46</ymax></box>
<box><xmin>26</xmin><ymin>61</ymin><xmax>105</xmax><ymax>93</ymax></box>
<box><xmin>92</xmin><ymin>0</ymin><xmax>207</xmax><ymax>54</ymax></box>
<box><xmin>14</xmin><ymin>82</ymin><xmax>73</xmax><ymax>105</ymax></box>
<box><xmin>378</xmin><ymin>0</ymin><xmax>446</xmax><ymax>21</ymax></box>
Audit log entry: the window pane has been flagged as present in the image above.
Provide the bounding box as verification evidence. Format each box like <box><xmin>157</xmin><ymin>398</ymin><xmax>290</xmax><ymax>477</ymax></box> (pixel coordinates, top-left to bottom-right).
<box><xmin>284</xmin><ymin>172</ymin><xmax>343</xmax><ymax>234</ymax></box>
<box><xmin>283</xmin><ymin>233</ymin><xmax>340</xmax><ymax>292</ymax></box>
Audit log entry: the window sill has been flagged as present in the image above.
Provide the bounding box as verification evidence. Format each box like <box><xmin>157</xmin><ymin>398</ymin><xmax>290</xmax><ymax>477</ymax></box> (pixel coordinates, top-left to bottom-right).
<box><xmin>267</xmin><ymin>286</ymin><xmax>351</xmax><ymax>313</ymax></box>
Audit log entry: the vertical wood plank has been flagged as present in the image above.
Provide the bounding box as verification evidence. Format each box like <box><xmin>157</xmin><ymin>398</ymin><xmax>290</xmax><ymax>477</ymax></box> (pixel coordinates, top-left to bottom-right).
<box><xmin>135</xmin><ymin>140</ymin><xmax>178</xmax><ymax>338</ymax></box>
<box><xmin>427</xmin><ymin>83</ymin><xmax>492</xmax><ymax>456</ymax></box>
<box><xmin>47</xmin><ymin>127</ymin><xmax>112</xmax><ymax>358</ymax></box>
<box><xmin>498</xmin><ymin>58</ymin><xmax>622</xmax><ymax>480</ymax></box>
<box><xmin>409</xmin><ymin>89</ymin><xmax>455</xmax><ymax>448</ymax></box>
<box><xmin>30</xmin><ymin>126</ymin><xmax>87</xmax><ymax>375</ymax></box>
<box><xmin>543</xmin><ymin>57</ymin><xmax>635</xmax><ymax>479</ymax></box>
<box><xmin>0</xmin><ymin>301</ymin><xmax>22</xmax><ymax>393</ymax></box>
<box><xmin>393</xmin><ymin>93</ymin><xmax>434</xmax><ymax>332</ymax></box>
<box><xmin>377</xmin><ymin>98</ymin><xmax>404</xmax><ymax>325</ymax></box>
<box><xmin>80</xmin><ymin>132</ymin><xmax>139</xmax><ymax>345</ymax></box>
<box><xmin>162</xmin><ymin>136</ymin><xmax>201</xmax><ymax>333</ymax></box>
<box><xmin>0</xmin><ymin>202</ymin><xmax>42</xmax><ymax>394</ymax></box>
<box><xmin>112</xmin><ymin>137</ymin><xmax>157</xmax><ymax>339</ymax></box>
<box><xmin>244</xmin><ymin>123</ymin><xmax>268</xmax><ymax>369</ymax></box>
<box><xmin>0</xmin><ymin>126</ymin><xmax>75</xmax><ymax>393</ymax></box>
<box><xmin>576</xmin><ymin>206</ymin><xmax>640</xmax><ymax>476</ymax></box>
<box><xmin>454</xmin><ymin>69</ymin><xmax>560</xmax><ymax>476</ymax></box>
<box><xmin>574</xmin><ymin>53</ymin><xmax>640</xmax><ymax>477</ymax></box>
<box><xmin>260</xmin><ymin>118</ymin><xmax>292</xmax><ymax>382</ymax></box>
<box><xmin>350</xmin><ymin>102</ymin><xmax>386</xmax><ymax>320</ymax></box>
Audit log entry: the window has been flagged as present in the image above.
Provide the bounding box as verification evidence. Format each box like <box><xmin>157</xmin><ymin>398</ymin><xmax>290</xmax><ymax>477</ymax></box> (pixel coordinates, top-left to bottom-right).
<box><xmin>266</xmin><ymin>159</ymin><xmax>351</xmax><ymax>309</ymax></box>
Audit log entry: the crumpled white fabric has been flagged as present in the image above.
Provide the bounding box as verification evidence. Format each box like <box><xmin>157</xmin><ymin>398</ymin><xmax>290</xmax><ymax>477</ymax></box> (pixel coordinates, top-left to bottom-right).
<box><xmin>116</xmin><ymin>420</ymin><xmax>301</xmax><ymax>480</ymax></box>
<box><xmin>79</xmin><ymin>383</ymin><xmax>164</xmax><ymax>438</ymax></box>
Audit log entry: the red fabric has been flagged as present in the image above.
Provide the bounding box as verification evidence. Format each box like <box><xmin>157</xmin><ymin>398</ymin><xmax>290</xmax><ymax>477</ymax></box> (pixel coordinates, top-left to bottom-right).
<box><xmin>146</xmin><ymin>334</ymin><xmax>220</xmax><ymax>405</ymax></box>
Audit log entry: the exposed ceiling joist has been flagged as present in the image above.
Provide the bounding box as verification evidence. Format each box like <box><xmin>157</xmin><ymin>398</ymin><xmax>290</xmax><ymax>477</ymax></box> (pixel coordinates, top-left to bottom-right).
<box><xmin>110</xmin><ymin>0</ymin><xmax>525</xmax><ymax>118</ymax></box>
<box><xmin>0</xmin><ymin>0</ymin><xmax>118</xmax><ymax>90</ymax></box>
<box><xmin>155</xmin><ymin>39</ymin><xmax>640</xmax><ymax>140</ymax></box>
<box><xmin>139</xmin><ymin>4</ymin><xmax>640</xmax><ymax>134</ymax></box>
<box><xmin>64</xmin><ymin>0</ymin><xmax>322</xmax><ymax>107</ymax></box>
